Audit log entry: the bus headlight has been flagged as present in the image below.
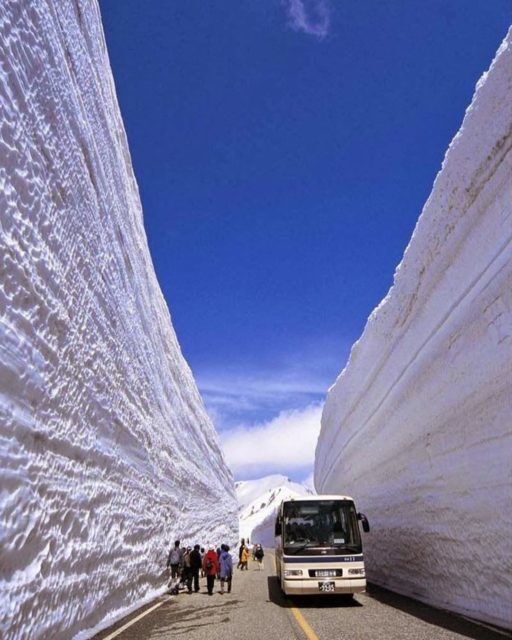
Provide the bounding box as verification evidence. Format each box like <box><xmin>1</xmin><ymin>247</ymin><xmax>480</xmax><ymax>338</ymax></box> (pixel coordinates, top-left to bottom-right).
<box><xmin>284</xmin><ymin>569</ymin><xmax>303</xmax><ymax>577</ymax></box>
<box><xmin>348</xmin><ymin>568</ymin><xmax>365</xmax><ymax>576</ymax></box>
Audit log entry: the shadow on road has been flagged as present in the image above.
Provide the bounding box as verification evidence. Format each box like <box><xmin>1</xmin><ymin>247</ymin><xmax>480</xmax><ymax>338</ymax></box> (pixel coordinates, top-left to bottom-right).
<box><xmin>266</xmin><ymin>576</ymin><xmax>363</xmax><ymax>609</ymax></box>
<box><xmin>152</xmin><ymin>599</ymin><xmax>243</xmax><ymax>636</ymax></box>
<box><xmin>366</xmin><ymin>584</ymin><xmax>510</xmax><ymax>640</ymax></box>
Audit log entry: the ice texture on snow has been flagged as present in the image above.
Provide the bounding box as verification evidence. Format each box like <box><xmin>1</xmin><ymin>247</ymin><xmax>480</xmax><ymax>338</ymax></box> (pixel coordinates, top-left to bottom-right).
<box><xmin>236</xmin><ymin>475</ymin><xmax>313</xmax><ymax>548</ymax></box>
<box><xmin>315</xmin><ymin>30</ymin><xmax>512</xmax><ymax>629</ymax></box>
<box><xmin>0</xmin><ymin>2</ymin><xmax>237</xmax><ymax>639</ymax></box>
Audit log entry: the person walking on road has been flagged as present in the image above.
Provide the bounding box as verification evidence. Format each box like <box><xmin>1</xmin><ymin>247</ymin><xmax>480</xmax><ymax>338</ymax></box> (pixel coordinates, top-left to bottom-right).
<box><xmin>203</xmin><ymin>545</ymin><xmax>219</xmax><ymax>595</ymax></box>
<box><xmin>246</xmin><ymin>539</ymin><xmax>254</xmax><ymax>563</ymax></box>
<box><xmin>182</xmin><ymin>547</ymin><xmax>193</xmax><ymax>593</ymax></box>
<box><xmin>254</xmin><ymin>544</ymin><xmax>264</xmax><ymax>570</ymax></box>
<box><xmin>200</xmin><ymin>547</ymin><xmax>206</xmax><ymax>577</ymax></box>
<box><xmin>237</xmin><ymin>538</ymin><xmax>245</xmax><ymax>569</ymax></box>
<box><xmin>189</xmin><ymin>544</ymin><xmax>202</xmax><ymax>593</ymax></box>
<box><xmin>240</xmin><ymin>545</ymin><xmax>249</xmax><ymax>570</ymax></box>
<box><xmin>167</xmin><ymin>540</ymin><xmax>183</xmax><ymax>588</ymax></box>
<box><xmin>219</xmin><ymin>544</ymin><xmax>233</xmax><ymax>594</ymax></box>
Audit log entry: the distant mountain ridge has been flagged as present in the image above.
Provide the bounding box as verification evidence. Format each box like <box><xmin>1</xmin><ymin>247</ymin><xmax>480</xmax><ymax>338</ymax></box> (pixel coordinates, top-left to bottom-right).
<box><xmin>236</xmin><ymin>474</ymin><xmax>314</xmax><ymax>547</ymax></box>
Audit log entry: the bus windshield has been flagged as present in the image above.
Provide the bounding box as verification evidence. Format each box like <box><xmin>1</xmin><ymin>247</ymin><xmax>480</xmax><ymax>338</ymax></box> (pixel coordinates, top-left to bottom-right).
<box><xmin>282</xmin><ymin>500</ymin><xmax>361</xmax><ymax>553</ymax></box>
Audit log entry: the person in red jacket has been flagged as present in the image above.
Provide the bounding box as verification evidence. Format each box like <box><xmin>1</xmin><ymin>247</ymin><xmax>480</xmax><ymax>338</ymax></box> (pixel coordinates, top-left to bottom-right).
<box><xmin>202</xmin><ymin>545</ymin><xmax>220</xmax><ymax>595</ymax></box>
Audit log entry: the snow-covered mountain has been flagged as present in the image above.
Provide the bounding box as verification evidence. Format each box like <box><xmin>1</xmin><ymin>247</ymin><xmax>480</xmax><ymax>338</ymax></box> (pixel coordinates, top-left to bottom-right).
<box><xmin>315</xmin><ymin>30</ymin><xmax>512</xmax><ymax>629</ymax></box>
<box><xmin>236</xmin><ymin>475</ymin><xmax>313</xmax><ymax>547</ymax></box>
<box><xmin>0</xmin><ymin>3</ymin><xmax>237</xmax><ymax>640</ymax></box>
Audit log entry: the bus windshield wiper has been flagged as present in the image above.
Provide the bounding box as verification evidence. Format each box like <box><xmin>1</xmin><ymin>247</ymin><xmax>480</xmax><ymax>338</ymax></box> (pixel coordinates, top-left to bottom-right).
<box><xmin>289</xmin><ymin>541</ymin><xmax>318</xmax><ymax>555</ymax></box>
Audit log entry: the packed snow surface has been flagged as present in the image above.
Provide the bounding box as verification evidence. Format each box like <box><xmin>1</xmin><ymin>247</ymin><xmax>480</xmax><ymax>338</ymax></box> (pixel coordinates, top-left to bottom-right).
<box><xmin>236</xmin><ymin>475</ymin><xmax>313</xmax><ymax>547</ymax></box>
<box><xmin>0</xmin><ymin>2</ymin><xmax>237</xmax><ymax>639</ymax></box>
<box><xmin>315</xmin><ymin>29</ymin><xmax>512</xmax><ymax>629</ymax></box>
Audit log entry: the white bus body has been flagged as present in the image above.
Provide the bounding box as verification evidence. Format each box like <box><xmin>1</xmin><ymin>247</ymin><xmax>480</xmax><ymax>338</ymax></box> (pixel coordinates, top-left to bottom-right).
<box><xmin>274</xmin><ymin>494</ymin><xmax>370</xmax><ymax>596</ymax></box>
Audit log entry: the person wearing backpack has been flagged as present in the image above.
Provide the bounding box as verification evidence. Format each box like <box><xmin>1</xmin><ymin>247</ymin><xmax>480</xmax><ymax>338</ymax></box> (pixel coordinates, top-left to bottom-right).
<box><xmin>219</xmin><ymin>544</ymin><xmax>233</xmax><ymax>594</ymax></box>
<box><xmin>182</xmin><ymin>547</ymin><xmax>193</xmax><ymax>593</ymax></box>
<box><xmin>189</xmin><ymin>544</ymin><xmax>202</xmax><ymax>593</ymax></box>
<box><xmin>254</xmin><ymin>544</ymin><xmax>264</xmax><ymax>570</ymax></box>
<box><xmin>237</xmin><ymin>538</ymin><xmax>245</xmax><ymax>569</ymax></box>
<box><xmin>240</xmin><ymin>545</ymin><xmax>249</xmax><ymax>570</ymax></box>
<box><xmin>167</xmin><ymin>540</ymin><xmax>184</xmax><ymax>586</ymax></box>
<box><xmin>202</xmin><ymin>545</ymin><xmax>219</xmax><ymax>595</ymax></box>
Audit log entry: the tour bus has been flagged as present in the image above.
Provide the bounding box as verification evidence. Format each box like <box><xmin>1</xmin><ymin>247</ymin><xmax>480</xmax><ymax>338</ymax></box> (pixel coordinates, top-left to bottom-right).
<box><xmin>274</xmin><ymin>495</ymin><xmax>370</xmax><ymax>596</ymax></box>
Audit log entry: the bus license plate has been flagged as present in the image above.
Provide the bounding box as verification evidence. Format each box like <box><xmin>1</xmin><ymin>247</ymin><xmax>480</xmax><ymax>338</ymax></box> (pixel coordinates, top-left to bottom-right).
<box><xmin>316</xmin><ymin>570</ymin><xmax>336</xmax><ymax>577</ymax></box>
<box><xmin>318</xmin><ymin>581</ymin><xmax>335</xmax><ymax>592</ymax></box>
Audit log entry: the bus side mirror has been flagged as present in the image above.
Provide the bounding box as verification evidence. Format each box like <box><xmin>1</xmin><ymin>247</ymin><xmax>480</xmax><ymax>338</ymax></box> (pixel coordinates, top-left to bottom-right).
<box><xmin>358</xmin><ymin>512</ymin><xmax>370</xmax><ymax>533</ymax></box>
<box><xmin>275</xmin><ymin>520</ymin><xmax>282</xmax><ymax>536</ymax></box>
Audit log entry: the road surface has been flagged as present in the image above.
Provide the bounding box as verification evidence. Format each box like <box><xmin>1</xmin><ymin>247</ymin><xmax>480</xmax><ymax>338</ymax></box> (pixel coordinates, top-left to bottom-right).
<box><xmin>93</xmin><ymin>554</ymin><xmax>510</xmax><ymax>640</ymax></box>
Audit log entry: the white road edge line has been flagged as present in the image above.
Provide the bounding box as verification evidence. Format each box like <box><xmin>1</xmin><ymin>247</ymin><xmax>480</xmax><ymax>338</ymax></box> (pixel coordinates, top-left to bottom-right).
<box><xmin>100</xmin><ymin>597</ymin><xmax>171</xmax><ymax>640</ymax></box>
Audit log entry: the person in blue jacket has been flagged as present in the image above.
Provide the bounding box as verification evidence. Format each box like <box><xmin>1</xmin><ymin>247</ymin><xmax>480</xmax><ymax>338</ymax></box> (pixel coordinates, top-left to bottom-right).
<box><xmin>219</xmin><ymin>544</ymin><xmax>233</xmax><ymax>594</ymax></box>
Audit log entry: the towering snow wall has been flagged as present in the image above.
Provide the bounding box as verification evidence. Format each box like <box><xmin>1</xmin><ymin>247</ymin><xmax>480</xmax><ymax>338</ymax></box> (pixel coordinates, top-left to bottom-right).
<box><xmin>315</xmin><ymin>30</ymin><xmax>512</xmax><ymax>629</ymax></box>
<box><xmin>0</xmin><ymin>2</ymin><xmax>237</xmax><ymax>639</ymax></box>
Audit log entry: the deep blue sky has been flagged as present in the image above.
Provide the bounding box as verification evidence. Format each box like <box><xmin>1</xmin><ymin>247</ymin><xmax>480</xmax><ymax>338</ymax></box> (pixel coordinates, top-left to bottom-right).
<box><xmin>99</xmin><ymin>1</ymin><xmax>510</xmax><ymax>474</ymax></box>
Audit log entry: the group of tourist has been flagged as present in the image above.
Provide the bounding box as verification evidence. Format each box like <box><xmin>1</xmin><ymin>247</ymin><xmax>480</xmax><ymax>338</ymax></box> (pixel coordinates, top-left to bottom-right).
<box><xmin>166</xmin><ymin>540</ymin><xmax>233</xmax><ymax>595</ymax></box>
<box><xmin>166</xmin><ymin>538</ymin><xmax>265</xmax><ymax>596</ymax></box>
<box><xmin>237</xmin><ymin>538</ymin><xmax>265</xmax><ymax>570</ymax></box>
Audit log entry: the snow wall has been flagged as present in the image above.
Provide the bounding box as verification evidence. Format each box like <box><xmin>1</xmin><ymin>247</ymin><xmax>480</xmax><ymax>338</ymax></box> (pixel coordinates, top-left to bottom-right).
<box><xmin>0</xmin><ymin>2</ymin><xmax>238</xmax><ymax>639</ymax></box>
<box><xmin>315</xmin><ymin>29</ymin><xmax>512</xmax><ymax>629</ymax></box>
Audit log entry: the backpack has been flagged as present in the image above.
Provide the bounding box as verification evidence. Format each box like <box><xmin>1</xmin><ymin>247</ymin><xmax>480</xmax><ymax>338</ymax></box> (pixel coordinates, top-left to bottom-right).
<box><xmin>205</xmin><ymin>557</ymin><xmax>213</xmax><ymax>571</ymax></box>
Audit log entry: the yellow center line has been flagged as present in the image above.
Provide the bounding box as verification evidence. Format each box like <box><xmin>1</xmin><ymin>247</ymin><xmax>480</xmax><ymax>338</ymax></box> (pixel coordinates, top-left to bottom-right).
<box><xmin>269</xmin><ymin>551</ymin><xmax>321</xmax><ymax>640</ymax></box>
<box><xmin>289</xmin><ymin>606</ymin><xmax>320</xmax><ymax>640</ymax></box>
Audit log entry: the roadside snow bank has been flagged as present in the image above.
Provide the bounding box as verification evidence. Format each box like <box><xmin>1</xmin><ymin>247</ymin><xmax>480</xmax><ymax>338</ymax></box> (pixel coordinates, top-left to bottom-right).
<box><xmin>0</xmin><ymin>2</ymin><xmax>237</xmax><ymax>639</ymax></box>
<box><xmin>315</xmin><ymin>29</ymin><xmax>512</xmax><ymax>629</ymax></box>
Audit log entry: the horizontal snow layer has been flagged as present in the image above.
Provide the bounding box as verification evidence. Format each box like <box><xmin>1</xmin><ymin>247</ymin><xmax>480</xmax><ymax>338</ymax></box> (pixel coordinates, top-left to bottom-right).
<box><xmin>0</xmin><ymin>2</ymin><xmax>237</xmax><ymax>640</ymax></box>
<box><xmin>236</xmin><ymin>475</ymin><xmax>313</xmax><ymax>547</ymax></box>
<box><xmin>315</xmin><ymin>29</ymin><xmax>512</xmax><ymax>629</ymax></box>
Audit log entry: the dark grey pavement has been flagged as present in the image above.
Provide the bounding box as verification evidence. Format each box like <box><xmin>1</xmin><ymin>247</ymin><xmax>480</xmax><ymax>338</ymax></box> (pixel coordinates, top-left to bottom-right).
<box><xmin>93</xmin><ymin>553</ymin><xmax>511</xmax><ymax>640</ymax></box>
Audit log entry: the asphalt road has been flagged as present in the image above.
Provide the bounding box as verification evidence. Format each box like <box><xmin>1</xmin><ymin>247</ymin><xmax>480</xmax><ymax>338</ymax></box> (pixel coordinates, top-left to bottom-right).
<box><xmin>93</xmin><ymin>554</ymin><xmax>510</xmax><ymax>640</ymax></box>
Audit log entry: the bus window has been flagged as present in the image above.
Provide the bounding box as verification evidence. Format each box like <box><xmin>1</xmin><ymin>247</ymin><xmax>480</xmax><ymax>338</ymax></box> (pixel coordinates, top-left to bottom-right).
<box><xmin>282</xmin><ymin>500</ymin><xmax>361</xmax><ymax>553</ymax></box>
